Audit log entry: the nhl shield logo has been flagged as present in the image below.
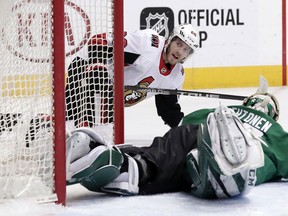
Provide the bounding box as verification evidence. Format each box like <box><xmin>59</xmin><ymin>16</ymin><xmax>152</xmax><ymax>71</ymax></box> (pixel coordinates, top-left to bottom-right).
<box><xmin>145</xmin><ymin>13</ymin><xmax>169</xmax><ymax>39</ymax></box>
<box><xmin>140</xmin><ymin>7</ymin><xmax>174</xmax><ymax>39</ymax></box>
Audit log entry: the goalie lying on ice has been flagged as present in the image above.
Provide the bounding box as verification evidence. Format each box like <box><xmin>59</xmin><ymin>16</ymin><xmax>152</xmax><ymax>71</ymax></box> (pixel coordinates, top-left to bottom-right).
<box><xmin>66</xmin><ymin>91</ymin><xmax>287</xmax><ymax>199</ymax></box>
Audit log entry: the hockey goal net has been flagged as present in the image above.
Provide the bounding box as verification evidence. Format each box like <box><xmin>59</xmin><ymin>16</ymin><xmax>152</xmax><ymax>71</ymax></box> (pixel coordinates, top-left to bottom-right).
<box><xmin>0</xmin><ymin>0</ymin><xmax>123</xmax><ymax>205</ymax></box>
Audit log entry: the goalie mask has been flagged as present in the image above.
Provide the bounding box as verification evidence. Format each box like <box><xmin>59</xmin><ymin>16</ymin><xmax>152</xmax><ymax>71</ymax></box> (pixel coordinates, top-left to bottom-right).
<box><xmin>165</xmin><ymin>23</ymin><xmax>199</xmax><ymax>63</ymax></box>
<box><xmin>243</xmin><ymin>93</ymin><xmax>279</xmax><ymax>121</ymax></box>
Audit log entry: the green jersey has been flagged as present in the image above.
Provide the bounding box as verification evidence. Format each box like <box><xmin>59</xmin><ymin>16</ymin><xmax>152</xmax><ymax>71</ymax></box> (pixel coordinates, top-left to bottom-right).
<box><xmin>182</xmin><ymin>105</ymin><xmax>288</xmax><ymax>185</ymax></box>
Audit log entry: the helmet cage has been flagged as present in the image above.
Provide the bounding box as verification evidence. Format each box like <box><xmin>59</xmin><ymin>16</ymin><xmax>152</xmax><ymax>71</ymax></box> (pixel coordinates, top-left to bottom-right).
<box><xmin>243</xmin><ymin>93</ymin><xmax>280</xmax><ymax>121</ymax></box>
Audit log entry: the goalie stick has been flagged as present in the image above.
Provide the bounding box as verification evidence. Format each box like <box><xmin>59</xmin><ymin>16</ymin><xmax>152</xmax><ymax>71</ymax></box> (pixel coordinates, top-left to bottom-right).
<box><xmin>125</xmin><ymin>85</ymin><xmax>248</xmax><ymax>100</ymax></box>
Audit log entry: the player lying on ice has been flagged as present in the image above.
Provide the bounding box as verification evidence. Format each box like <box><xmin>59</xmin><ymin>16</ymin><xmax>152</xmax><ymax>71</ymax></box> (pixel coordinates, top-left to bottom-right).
<box><xmin>66</xmin><ymin>88</ymin><xmax>286</xmax><ymax>199</ymax></box>
<box><xmin>65</xmin><ymin>23</ymin><xmax>199</xmax><ymax>128</ymax></box>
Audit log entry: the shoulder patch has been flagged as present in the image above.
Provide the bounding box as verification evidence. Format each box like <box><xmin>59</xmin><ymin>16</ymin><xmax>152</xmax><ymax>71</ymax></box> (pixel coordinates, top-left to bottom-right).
<box><xmin>151</xmin><ymin>34</ymin><xmax>159</xmax><ymax>48</ymax></box>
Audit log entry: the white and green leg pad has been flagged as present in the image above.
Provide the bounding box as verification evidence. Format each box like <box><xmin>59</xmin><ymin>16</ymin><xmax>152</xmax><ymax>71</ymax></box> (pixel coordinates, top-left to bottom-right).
<box><xmin>66</xmin><ymin>127</ymin><xmax>124</xmax><ymax>192</ymax></box>
<box><xmin>67</xmin><ymin>146</ymin><xmax>123</xmax><ymax>192</ymax></box>
<box><xmin>80</xmin><ymin>146</ymin><xmax>124</xmax><ymax>192</ymax></box>
<box><xmin>186</xmin><ymin>105</ymin><xmax>264</xmax><ymax>199</ymax></box>
<box><xmin>206</xmin><ymin>104</ymin><xmax>264</xmax><ymax>175</ymax></box>
<box><xmin>101</xmin><ymin>154</ymin><xmax>139</xmax><ymax>195</ymax></box>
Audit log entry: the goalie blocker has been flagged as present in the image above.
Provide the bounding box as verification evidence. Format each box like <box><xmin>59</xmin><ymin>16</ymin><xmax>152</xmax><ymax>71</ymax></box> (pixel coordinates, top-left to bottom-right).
<box><xmin>65</xmin><ymin>105</ymin><xmax>264</xmax><ymax>198</ymax></box>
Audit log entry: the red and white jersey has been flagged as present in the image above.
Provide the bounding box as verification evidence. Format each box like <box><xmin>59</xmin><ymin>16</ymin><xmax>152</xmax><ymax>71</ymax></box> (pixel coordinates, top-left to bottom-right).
<box><xmin>68</xmin><ymin>29</ymin><xmax>186</xmax><ymax>126</ymax></box>
<box><xmin>123</xmin><ymin>29</ymin><xmax>185</xmax><ymax>104</ymax></box>
<box><xmin>87</xmin><ymin>29</ymin><xmax>185</xmax><ymax>107</ymax></box>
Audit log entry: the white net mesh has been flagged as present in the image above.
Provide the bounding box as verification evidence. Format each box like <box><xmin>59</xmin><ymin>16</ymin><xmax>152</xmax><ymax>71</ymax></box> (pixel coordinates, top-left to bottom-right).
<box><xmin>0</xmin><ymin>0</ymin><xmax>55</xmax><ymax>201</ymax></box>
<box><xmin>0</xmin><ymin>0</ymin><xmax>116</xmax><ymax>202</ymax></box>
<box><xmin>65</xmin><ymin>0</ymin><xmax>115</xmax><ymax>145</ymax></box>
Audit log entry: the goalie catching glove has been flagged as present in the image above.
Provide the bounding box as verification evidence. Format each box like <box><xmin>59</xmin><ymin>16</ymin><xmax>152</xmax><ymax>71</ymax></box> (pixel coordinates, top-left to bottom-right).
<box><xmin>186</xmin><ymin>105</ymin><xmax>264</xmax><ymax>199</ymax></box>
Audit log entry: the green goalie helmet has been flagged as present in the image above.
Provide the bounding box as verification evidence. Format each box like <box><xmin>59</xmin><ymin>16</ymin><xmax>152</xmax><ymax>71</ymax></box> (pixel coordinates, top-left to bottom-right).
<box><xmin>243</xmin><ymin>93</ymin><xmax>280</xmax><ymax>121</ymax></box>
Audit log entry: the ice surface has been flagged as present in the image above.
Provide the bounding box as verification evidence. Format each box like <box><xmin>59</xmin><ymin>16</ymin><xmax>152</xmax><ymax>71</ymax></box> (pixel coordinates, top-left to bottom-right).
<box><xmin>1</xmin><ymin>86</ymin><xmax>288</xmax><ymax>216</ymax></box>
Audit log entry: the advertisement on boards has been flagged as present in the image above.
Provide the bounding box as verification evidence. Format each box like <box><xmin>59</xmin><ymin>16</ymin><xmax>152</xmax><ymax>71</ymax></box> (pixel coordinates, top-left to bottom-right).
<box><xmin>124</xmin><ymin>0</ymin><xmax>282</xmax><ymax>88</ymax></box>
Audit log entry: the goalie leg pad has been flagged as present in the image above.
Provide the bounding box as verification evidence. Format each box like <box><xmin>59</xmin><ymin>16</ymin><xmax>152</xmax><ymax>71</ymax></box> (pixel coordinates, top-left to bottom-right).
<box><xmin>66</xmin><ymin>127</ymin><xmax>108</xmax><ymax>170</ymax></box>
<box><xmin>67</xmin><ymin>146</ymin><xmax>123</xmax><ymax>192</ymax></box>
<box><xmin>80</xmin><ymin>147</ymin><xmax>124</xmax><ymax>192</ymax></box>
<box><xmin>186</xmin><ymin>149</ymin><xmax>201</xmax><ymax>189</ymax></box>
<box><xmin>66</xmin><ymin>131</ymin><xmax>92</xmax><ymax>164</ymax></box>
<box><xmin>207</xmin><ymin>105</ymin><xmax>264</xmax><ymax>175</ymax></box>
<box><xmin>101</xmin><ymin>154</ymin><xmax>139</xmax><ymax>195</ymax></box>
<box><xmin>185</xmin><ymin>105</ymin><xmax>264</xmax><ymax>199</ymax></box>
<box><xmin>212</xmin><ymin>105</ymin><xmax>247</xmax><ymax>164</ymax></box>
<box><xmin>186</xmin><ymin>124</ymin><xmax>259</xmax><ymax>199</ymax></box>
<box><xmin>66</xmin><ymin>128</ymin><xmax>123</xmax><ymax>190</ymax></box>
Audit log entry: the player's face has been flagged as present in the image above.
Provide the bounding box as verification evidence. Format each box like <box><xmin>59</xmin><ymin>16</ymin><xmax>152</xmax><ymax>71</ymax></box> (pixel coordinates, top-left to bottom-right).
<box><xmin>165</xmin><ymin>37</ymin><xmax>192</xmax><ymax>65</ymax></box>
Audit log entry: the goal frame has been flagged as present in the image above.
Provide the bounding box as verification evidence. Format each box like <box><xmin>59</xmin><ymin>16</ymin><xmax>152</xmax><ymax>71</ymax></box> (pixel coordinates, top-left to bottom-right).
<box><xmin>53</xmin><ymin>0</ymin><xmax>66</xmax><ymax>205</ymax></box>
<box><xmin>113</xmin><ymin>0</ymin><xmax>124</xmax><ymax>145</ymax></box>
<box><xmin>53</xmin><ymin>0</ymin><xmax>124</xmax><ymax>205</ymax></box>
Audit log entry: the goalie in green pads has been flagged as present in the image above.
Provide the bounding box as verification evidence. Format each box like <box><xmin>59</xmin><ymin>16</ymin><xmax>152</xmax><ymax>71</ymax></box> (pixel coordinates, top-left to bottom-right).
<box><xmin>66</xmin><ymin>91</ymin><xmax>288</xmax><ymax>199</ymax></box>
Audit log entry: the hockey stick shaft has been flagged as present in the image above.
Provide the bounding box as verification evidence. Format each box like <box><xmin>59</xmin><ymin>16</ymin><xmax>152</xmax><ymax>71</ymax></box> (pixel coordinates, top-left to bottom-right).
<box><xmin>125</xmin><ymin>85</ymin><xmax>248</xmax><ymax>100</ymax></box>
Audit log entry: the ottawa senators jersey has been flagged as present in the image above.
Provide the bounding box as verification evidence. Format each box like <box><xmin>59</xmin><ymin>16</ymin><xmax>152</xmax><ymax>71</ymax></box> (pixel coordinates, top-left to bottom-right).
<box><xmin>123</xmin><ymin>29</ymin><xmax>185</xmax><ymax>106</ymax></box>
<box><xmin>84</xmin><ymin>29</ymin><xmax>185</xmax><ymax>127</ymax></box>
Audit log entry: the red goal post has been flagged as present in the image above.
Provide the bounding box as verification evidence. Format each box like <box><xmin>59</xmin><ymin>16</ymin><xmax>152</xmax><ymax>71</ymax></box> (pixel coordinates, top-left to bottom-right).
<box><xmin>0</xmin><ymin>0</ymin><xmax>124</xmax><ymax>205</ymax></box>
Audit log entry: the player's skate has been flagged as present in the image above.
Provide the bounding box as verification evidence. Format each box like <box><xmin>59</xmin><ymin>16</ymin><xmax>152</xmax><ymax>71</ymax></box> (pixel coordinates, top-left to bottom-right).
<box><xmin>66</xmin><ymin>127</ymin><xmax>124</xmax><ymax>192</ymax></box>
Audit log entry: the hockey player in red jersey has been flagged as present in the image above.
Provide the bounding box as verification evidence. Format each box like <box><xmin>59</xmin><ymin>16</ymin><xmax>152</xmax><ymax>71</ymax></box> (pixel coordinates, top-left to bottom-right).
<box><xmin>65</xmin><ymin>89</ymin><xmax>288</xmax><ymax>199</ymax></box>
<box><xmin>65</xmin><ymin>24</ymin><xmax>200</xmax><ymax>128</ymax></box>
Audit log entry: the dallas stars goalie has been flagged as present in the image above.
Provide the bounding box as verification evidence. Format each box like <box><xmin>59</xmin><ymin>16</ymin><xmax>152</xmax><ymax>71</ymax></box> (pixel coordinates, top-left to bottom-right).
<box><xmin>65</xmin><ymin>90</ymin><xmax>286</xmax><ymax>199</ymax></box>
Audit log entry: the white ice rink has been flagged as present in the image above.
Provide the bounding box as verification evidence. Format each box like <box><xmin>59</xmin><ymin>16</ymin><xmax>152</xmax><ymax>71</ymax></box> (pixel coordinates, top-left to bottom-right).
<box><xmin>1</xmin><ymin>86</ymin><xmax>288</xmax><ymax>216</ymax></box>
